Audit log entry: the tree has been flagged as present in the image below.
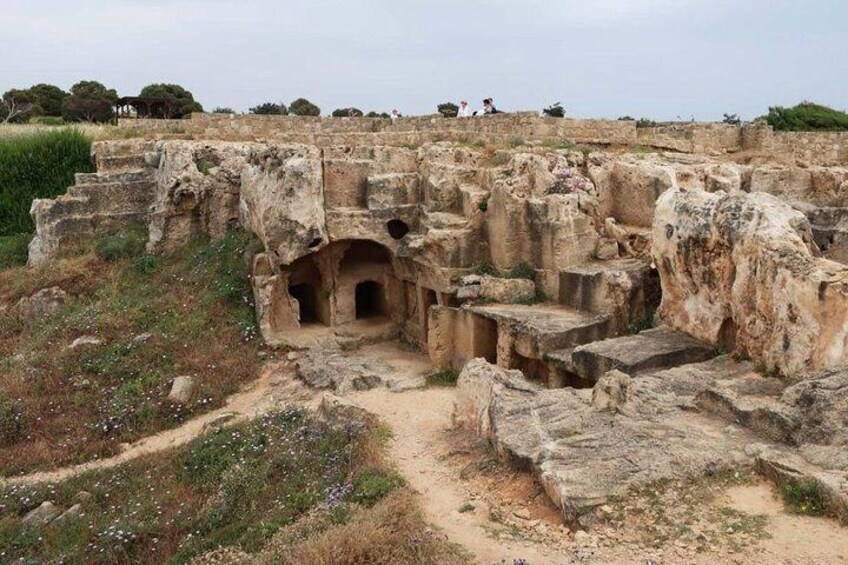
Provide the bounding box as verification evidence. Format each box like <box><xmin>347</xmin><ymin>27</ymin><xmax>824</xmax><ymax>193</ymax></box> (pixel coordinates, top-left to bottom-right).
<box><xmin>289</xmin><ymin>97</ymin><xmax>320</xmax><ymax>116</ymax></box>
<box><xmin>1</xmin><ymin>89</ymin><xmax>35</xmax><ymax>123</ymax></box>
<box><xmin>437</xmin><ymin>102</ymin><xmax>458</xmax><ymax>117</ymax></box>
<box><xmin>139</xmin><ymin>83</ymin><xmax>203</xmax><ymax>118</ymax></box>
<box><xmin>62</xmin><ymin>80</ymin><xmax>118</xmax><ymax>123</ymax></box>
<box><xmin>63</xmin><ymin>97</ymin><xmax>114</xmax><ymax>123</ymax></box>
<box><xmin>212</xmin><ymin>107</ymin><xmax>235</xmax><ymax>114</ymax></box>
<box><xmin>543</xmin><ymin>102</ymin><xmax>565</xmax><ymax>118</ymax></box>
<box><xmin>331</xmin><ymin>107</ymin><xmax>363</xmax><ymax>117</ymax></box>
<box><xmin>249</xmin><ymin>102</ymin><xmax>287</xmax><ymax>115</ymax></box>
<box><xmin>366</xmin><ymin>111</ymin><xmax>390</xmax><ymax>118</ymax></box>
<box><xmin>765</xmin><ymin>102</ymin><xmax>848</xmax><ymax>132</ymax></box>
<box><xmin>70</xmin><ymin>81</ymin><xmax>118</xmax><ymax>103</ymax></box>
<box><xmin>26</xmin><ymin>84</ymin><xmax>68</xmax><ymax>117</ymax></box>
<box><xmin>722</xmin><ymin>113</ymin><xmax>742</xmax><ymax>126</ymax></box>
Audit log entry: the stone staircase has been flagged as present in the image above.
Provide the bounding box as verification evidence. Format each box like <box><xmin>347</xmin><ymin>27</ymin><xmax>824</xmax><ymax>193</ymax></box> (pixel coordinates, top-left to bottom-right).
<box><xmin>28</xmin><ymin>141</ymin><xmax>159</xmax><ymax>265</ymax></box>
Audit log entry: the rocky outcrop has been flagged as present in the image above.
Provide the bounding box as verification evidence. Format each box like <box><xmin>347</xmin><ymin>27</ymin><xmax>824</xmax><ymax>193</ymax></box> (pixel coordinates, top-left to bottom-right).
<box><xmin>653</xmin><ymin>188</ymin><xmax>848</xmax><ymax>376</ymax></box>
<box><xmin>13</xmin><ymin>287</ymin><xmax>68</xmax><ymax>328</ymax></box>
<box><xmin>453</xmin><ymin>358</ymin><xmax>753</xmax><ymax>525</ymax></box>
<box><xmin>239</xmin><ymin>144</ymin><xmax>326</xmax><ymax>266</ymax></box>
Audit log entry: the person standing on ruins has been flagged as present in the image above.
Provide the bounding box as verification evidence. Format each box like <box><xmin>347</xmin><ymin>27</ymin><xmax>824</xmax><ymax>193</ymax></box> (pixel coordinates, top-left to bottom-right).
<box><xmin>457</xmin><ymin>100</ymin><xmax>472</xmax><ymax>117</ymax></box>
<box><xmin>391</xmin><ymin>109</ymin><xmax>401</xmax><ymax>121</ymax></box>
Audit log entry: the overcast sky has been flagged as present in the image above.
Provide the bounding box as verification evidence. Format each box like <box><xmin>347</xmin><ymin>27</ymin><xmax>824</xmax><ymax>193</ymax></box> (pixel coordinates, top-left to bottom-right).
<box><xmin>2</xmin><ymin>0</ymin><xmax>846</xmax><ymax>120</ymax></box>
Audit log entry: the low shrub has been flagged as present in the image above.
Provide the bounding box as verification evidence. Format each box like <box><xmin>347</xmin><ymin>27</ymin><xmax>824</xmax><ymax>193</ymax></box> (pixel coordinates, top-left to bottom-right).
<box><xmin>782</xmin><ymin>480</ymin><xmax>826</xmax><ymax>516</ymax></box>
<box><xmin>0</xmin><ymin>234</ymin><xmax>31</xmax><ymax>270</ymax></box>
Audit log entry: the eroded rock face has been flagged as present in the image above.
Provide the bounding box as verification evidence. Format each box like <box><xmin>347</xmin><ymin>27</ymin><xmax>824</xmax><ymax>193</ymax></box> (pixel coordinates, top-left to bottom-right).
<box><xmin>240</xmin><ymin>145</ymin><xmax>326</xmax><ymax>266</ymax></box>
<box><xmin>147</xmin><ymin>141</ymin><xmax>250</xmax><ymax>253</ymax></box>
<box><xmin>652</xmin><ymin>188</ymin><xmax>848</xmax><ymax>376</ymax></box>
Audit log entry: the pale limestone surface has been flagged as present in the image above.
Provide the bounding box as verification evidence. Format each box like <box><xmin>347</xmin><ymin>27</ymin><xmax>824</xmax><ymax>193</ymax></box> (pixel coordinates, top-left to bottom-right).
<box><xmin>653</xmin><ymin>187</ymin><xmax>848</xmax><ymax>377</ymax></box>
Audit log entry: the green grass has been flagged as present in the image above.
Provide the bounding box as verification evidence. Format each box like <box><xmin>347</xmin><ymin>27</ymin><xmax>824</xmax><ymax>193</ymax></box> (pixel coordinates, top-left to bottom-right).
<box><xmin>0</xmin><ymin>406</ymin><xmax>404</xmax><ymax>564</ymax></box>
<box><xmin>94</xmin><ymin>226</ymin><xmax>147</xmax><ymax>262</ymax></box>
<box><xmin>782</xmin><ymin>480</ymin><xmax>826</xmax><ymax>516</ymax></box>
<box><xmin>0</xmin><ymin>129</ymin><xmax>94</xmax><ymax>236</ymax></box>
<box><xmin>0</xmin><ymin>234</ymin><xmax>31</xmax><ymax>270</ymax></box>
<box><xmin>425</xmin><ymin>368</ymin><xmax>459</xmax><ymax>387</ymax></box>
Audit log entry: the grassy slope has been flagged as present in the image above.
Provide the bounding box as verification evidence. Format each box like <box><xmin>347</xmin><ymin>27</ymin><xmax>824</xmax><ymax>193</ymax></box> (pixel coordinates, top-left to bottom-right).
<box><xmin>0</xmin><ymin>230</ymin><xmax>261</xmax><ymax>474</ymax></box>
<box><xmin>0</xmin><ymin>405</ymin><xmax>467</xmax><ymax>564</ymax></box>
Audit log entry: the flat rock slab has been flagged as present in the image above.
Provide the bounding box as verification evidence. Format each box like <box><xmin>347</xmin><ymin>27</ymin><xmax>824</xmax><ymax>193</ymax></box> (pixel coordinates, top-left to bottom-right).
<box><xmin>568</xmin><ymin>326</ymin><xmax>716</xmax><ymax>382</ymax></box>
<box><xmin>468</xmin><ymin>304</ymin><xmax>612</xmax><ymax>357</ymax></box>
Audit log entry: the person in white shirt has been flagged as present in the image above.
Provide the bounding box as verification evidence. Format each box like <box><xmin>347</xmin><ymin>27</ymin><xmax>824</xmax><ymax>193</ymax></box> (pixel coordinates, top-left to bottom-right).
<box><xmin>457</xmin><ymin>100</ymin><xmax>472</xmax><ymax>118</ymax></box>
<box><xmin>390</xmin><ymin>109</ymin><xmax>401</xmax><ymax>121</ymax></box>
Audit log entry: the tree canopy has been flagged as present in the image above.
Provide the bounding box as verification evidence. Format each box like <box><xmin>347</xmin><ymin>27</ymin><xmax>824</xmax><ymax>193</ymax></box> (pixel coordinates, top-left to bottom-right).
<box><xmin>766</xmin><ymin>102</ymin><xmax>848</xmax><ymax>132</ymax></box>
<box><xmin>61</xmin><ymin>80</ymin><xmax>118</xmax><ymax>123</ymax></box>
<box><xmin>249</xmin><ymin>102</ymin><xmax>287</xmax><ymax>115</ymax></box>
<box><xmin>26</xmin><ymin>84</ymin><xmax>68</xmax><ymax>117</ymax></box>
<box><xmin>139</xmin><ymin>83</ymin><xmax>203</xmax><ymax>118</ymax></box>
<box><xmin>289</xmin><ymin>98</ymin><xmax>320</xmax><ymax>116</ymax></box>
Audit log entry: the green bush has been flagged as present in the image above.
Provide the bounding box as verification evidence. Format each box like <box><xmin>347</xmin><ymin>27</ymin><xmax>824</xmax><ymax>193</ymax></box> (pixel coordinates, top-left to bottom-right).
<box><xmin>766</xmin><ymin>102</ymin><xmax>848</xmax><ymax>132</ymax></box>
<box><xmin>0</xmin><ymin>129</ymin><xmax>94</xmax><ymax>235</ymax></box>
<box><xmin>0</xmin><ymin>234</ymin><xmax>31</xmax><ymax>269</ymax></box>
<box><xmin>94</xmin><ymin>227</ymin><xmax>147</xmax><ymax>262</ymax></box>
<box><xmin>782</xmin><ymin>480</ymin><xmax>826</xmax><ymax>516</ymax></box>
<box><xmin>351</xmin><ymin>467</ymin><xmax>405</xmax><ymax>507</ymax></box>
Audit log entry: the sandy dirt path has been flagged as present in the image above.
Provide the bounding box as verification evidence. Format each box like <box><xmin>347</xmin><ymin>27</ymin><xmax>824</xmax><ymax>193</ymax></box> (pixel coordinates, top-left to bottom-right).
<box><xmin>351</xmin><ymin>386</ymin><xmax>567</xmax><ymax>565</ymax></box>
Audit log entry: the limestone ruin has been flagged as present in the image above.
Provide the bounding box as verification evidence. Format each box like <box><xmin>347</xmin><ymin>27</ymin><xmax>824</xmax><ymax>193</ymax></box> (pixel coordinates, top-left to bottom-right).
<box><xmin>27</xmin><ymin>113</ymin><xmax>848</xmax><ymax>526</ymax></box>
